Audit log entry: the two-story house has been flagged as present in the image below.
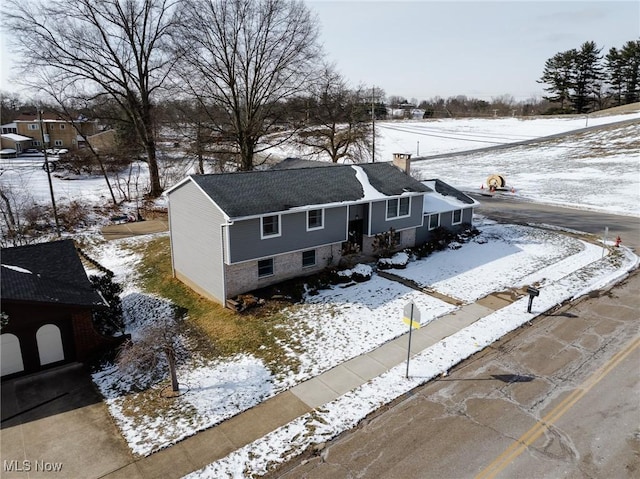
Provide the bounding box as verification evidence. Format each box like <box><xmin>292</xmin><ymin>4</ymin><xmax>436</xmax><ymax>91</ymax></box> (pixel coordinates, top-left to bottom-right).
<box><xmin>165</xmin><ymin>156</ymin><xmax>478</xmax><ymax>306</ymax></box>
<box><xmin>13</xmin><ymin>112</ymin><xmax>98</xmax><ymax>151</ymax></box>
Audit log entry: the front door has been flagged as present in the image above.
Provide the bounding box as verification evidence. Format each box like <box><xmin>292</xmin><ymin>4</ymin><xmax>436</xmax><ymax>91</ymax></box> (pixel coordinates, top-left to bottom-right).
<box><xmin>348</xmin><ymin>219</ymin><xmax>364</xmax><ymax>251</ymax></box>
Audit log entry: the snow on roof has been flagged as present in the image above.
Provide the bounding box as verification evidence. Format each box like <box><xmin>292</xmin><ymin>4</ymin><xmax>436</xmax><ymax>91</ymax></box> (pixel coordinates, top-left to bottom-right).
<box><xmin>1</xmin><ymin>133</ymin><xmax>33</xmax><ymax>142</ymax></box>
<box><xmin>351</xmin><ymin>165</ymin><xmax>388</xmax><ymax>200</ymax></box>
<box><xmin>422</xmin><ymin>180</ymin><xmax>479</xmax><ymax>214</ymax></box>
<box><xmin>178</xmin><ymin>163</ymin><xmax>431</xmax><ymax>219</ymax></box>
<box><xmin>2</xmin><ymin>264</ymin><xmax>33</xmax><ymax>274</ymax></box>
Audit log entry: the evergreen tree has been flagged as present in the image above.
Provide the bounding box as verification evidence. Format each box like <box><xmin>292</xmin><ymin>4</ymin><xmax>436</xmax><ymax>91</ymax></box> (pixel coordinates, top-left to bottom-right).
<box><xmin>606</xmin><ymin>47</ymin><xmax>626</xmax><ymax>106</ymax></box>
<box><xmin>620</xmin><ymin>40</ymin><xmax>640</xmax><ymax>104</ymax></box>
<box><xmin>571</xmin><ymin>41</ymin><xmax>604</xmax><ymax>113</ymax></box>
<box><xmin>90</xmin><ymin>273</ymin><xmax>124</xmax><ymax>337</ymax></box>
<box><xmin>538</xmin><ymin>50</ymin><xmax>576</xmax><ymax>112</ymax></box>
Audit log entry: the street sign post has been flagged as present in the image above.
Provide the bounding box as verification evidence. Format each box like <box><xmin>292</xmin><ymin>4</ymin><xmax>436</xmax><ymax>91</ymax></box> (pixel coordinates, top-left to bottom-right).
<box><xmin>403</xmin><ymin>302</ymin><xmax>421</xmax><ymax>378</ymax></box>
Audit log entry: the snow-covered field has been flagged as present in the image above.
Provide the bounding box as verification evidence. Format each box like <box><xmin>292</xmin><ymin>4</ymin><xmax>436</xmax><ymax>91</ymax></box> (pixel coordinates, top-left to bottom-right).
<box><xmin>269</xmin><ymin>110</ymin><xmax>640</xmax><ymax>217</ymax></box>
<box><xmin>2</xmin><ymin>109</ymin><xmax>638</xmax><ymax>476</ymax></box>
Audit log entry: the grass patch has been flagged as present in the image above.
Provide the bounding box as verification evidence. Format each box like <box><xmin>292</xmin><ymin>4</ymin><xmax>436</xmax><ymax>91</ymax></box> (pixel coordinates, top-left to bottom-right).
<box><xmin>129</xmin><ymin>236</ymin><xmax>301</xmax><ymax>375</ymax></box>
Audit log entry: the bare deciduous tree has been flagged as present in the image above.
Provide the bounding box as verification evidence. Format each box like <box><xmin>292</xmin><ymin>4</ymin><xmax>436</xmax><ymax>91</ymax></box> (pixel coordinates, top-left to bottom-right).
<box><xmin>297</xmin><ymin>66</ymin><xmax>372</xmax><ymax>163</ymax></box>
<box><xmin>30</xmin><ymin>75</ymin><xmax>119</xmax><ymax>205</ymax></box>
<box><xmin>174</xmin><ymin>0</ymin><xmax>322</xmax><ymax>171</ymax></box>
<box><xmin>3</xmin><ymin>0</ymin><xmax>179</xmax><ymax>197</ymax></box>
<box><xmin>117</xmin><ymin>317</ymin><xmax>181</xmax><ymax>393</ymax></box>
<box><xmin>0</xmin><ymin>181</ymin><xmax>39</xmax><ymax>247</ymax></box>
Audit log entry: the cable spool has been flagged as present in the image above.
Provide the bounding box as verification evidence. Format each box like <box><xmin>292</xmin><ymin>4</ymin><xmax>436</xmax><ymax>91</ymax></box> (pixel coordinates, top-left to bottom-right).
<box><xmin>486</xmin><ymin>174</ymin><xmax>506</xmax><ymax>189</ymax></box>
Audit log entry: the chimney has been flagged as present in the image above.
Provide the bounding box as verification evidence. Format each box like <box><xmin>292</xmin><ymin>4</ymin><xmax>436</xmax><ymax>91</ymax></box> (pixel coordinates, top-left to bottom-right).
<box><xmin>393</xmin><ymin>153</ymin><xmax>412</xmax><ymax>175</ymax></box>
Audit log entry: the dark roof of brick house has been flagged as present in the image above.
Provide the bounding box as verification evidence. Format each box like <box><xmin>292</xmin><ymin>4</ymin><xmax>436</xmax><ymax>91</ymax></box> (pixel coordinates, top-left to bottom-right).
<box><xmin>1</xmin><ymin>240</ymin><xmax>106</xmax><ymax>307</ymax></box>
<box><xmin>188</xmin><ymin>161</ymin><xmax>432</xmax><ymax>218</ymax></box>
<box><xmin>12</xmin><ymin>112</ymin><xmax>95</xmax><ymax>124</ymax></box>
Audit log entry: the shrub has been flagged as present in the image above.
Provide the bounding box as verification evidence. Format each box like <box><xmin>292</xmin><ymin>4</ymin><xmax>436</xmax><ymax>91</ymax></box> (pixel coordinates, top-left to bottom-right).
<box><xmin>372</xmin><ymin>228</ymin><xmax>400</xmax><ymax>258</ymax></box>
<box><xmin>90</xmin><ymin>273</ymin><xmax>124</xmax><ymax>336</ymax></box>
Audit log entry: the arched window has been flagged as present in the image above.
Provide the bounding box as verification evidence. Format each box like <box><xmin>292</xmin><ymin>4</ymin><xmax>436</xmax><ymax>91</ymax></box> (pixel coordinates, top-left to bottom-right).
<box><xmin>1</xmin><ymin>333</ymin><xmax>24</xmax><ymax>376</ymax></box>
<box><xmin>36</xmin><ymin>324</ymin><xmax>65</xmax><ymax>365</ymax></box>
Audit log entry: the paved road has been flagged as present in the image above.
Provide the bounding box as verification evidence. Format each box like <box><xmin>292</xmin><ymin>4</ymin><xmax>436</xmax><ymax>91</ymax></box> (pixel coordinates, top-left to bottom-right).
<box><xmin>273</xmin><ymin>200</ymin><xmax>640</xmax><ymax>479</ymax></box>
<box><xmin>469</xmin><ymin>193</ymin><xmax>639</xmax><ymax>248</ymax></box>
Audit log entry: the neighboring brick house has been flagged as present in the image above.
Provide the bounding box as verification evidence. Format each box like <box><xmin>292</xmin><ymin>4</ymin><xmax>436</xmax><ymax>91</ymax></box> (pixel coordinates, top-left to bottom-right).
<box><xmin>1</xmin><ymin>240</ymin><xmax>119</xmax><ymax>378</ymax></box>
<box><xmin>165</xmin><ymin>156</ymin><xmax>478</xmax><ymax>306</ymax></box>
<box><xmin>12</xmin><ymin>112</ymin><xmax>98</xmax><ymax>151</ymax></box>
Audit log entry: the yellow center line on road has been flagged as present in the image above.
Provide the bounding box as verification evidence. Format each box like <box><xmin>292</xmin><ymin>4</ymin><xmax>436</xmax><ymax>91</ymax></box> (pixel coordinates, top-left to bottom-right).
<box><xmin>476</xmin><ymin>336</ymin><xmax>640</xmax><ymax>479</ymax></box>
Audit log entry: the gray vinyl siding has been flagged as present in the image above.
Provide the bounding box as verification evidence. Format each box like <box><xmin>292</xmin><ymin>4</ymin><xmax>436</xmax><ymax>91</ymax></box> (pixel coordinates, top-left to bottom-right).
<box><xmin>369</xmin><ymin>195</ymin><xmax>424</xmax><ymax>235</ymax></box>
<box><xmin>227</xmin><ymin>206</ymin><xmax>348</xmax><ymax>263</ymax></box>
<box><xmin>462</xmin><ymin>207</ymin><xmax>474</xmax><ymax>224</ymax></box>
<box><xmin>415</xmin><ymin>207</ymin><xmax>475</xmax><ymax>244</ymax></box>
<box><xmin>168</xmin><ymin>181</ymin><xmax>226</xmax><ymax>303</ymax></box>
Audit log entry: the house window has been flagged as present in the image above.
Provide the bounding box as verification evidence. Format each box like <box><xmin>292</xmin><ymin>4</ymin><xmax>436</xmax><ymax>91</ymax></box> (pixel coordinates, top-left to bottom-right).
<box><xmin>60</xmin><ymin>124</ymin><xmax>65</xmax><ymax>130</ymax></box>
<box><xmin>32</xmin><ymin>140</ymin><xmax>41</xmax><ymax>147</ymax></box>
<box><xmin>428</xmin><ymin>213</ymin><xmax>440</xmax><ymax>230</ymax></box>
<box><xmin>54</xmin><ymin>140</ymin><xmax>63</xmax><ymax>147</ymax></box>
<box><xmin>302</xmin><ymin>250</ymin><xmax>316</xmax><ymax>267</ymax></box>
<box><xmin>386</xmin><ymin>197</ymin><xmax>411</xmax><ymax>219</ymax></box>
<box><xmin>258</xmin><ymin>258</ymin><xmax>274</xmax><ymax>277</ymax></box>
<box><xmin>307</xmin><ymin>209</ymin><xmax>324</xmax><ymax>231</ymax></box>
<box><xmin>261</xmin><ymin>215</ymin><xmax>280</xmax><ymax>238</ymax></box>
<box><xmin>28</xmin><ymin>124</ymin><xmax>39</xmax><ymax>130</ymax></box>
<box><xmin>452</xmin><ymin>209</ymin><xmax>462</xmax><ymax>225</ymax></box>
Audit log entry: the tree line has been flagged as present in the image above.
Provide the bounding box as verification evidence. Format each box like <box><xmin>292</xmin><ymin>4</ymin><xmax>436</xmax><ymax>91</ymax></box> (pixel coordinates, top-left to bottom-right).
<box><xmin>2</xmin><ymin>0</ymin><xmax>321</xmax><ymax>196</ymax></box>
<box><xmin>538</xmin><ymin>40</ymin><xmax>640</xmax><ymax>114</ymax></box>
<box><xmin>3</xmin><ymin>0</ymin><xmax>638</xmax><ymax>200</ymax></box>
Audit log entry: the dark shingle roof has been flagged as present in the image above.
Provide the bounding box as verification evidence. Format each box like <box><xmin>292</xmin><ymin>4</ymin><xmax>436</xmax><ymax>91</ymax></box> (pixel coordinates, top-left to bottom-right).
<box><xmin>189</xmin><ymin>162</ymin><xmax>431</xmax><ymax>218</ymax></box>
<box><xmin>271</xmin><ymin>158</ymin><xmax>338</xmax><ymax>170</ymax></box>
<box><xmin>427</xmin><ymin>178</ymin><xmax>476</xmax><ymax>205</ymax></box>
<box><xmin>1</xmin><ymin>240</ymin><xmax>105</xmax><ymax>307</ymax></box>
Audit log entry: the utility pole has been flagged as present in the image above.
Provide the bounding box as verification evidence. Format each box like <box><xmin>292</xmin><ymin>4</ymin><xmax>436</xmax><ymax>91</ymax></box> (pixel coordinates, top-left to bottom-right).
<box><xmin>39</xmin><ymin>110</ymin><xmax>61</xmax><ymax>237</ymax></box>
<box><xmin>371</xmin><ymin>86</ymin><xmax>376</xmax><ymax>163</ymax></box>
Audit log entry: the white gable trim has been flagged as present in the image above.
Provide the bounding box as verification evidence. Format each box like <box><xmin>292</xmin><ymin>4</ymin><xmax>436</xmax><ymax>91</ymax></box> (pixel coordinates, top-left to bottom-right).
<box><xmin>165</xmin><ymin>176</ymin><xmax>232</xmax><ymax>222</ymax></box>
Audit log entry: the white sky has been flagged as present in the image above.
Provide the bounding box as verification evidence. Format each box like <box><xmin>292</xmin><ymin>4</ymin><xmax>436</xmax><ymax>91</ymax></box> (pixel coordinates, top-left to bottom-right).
<box><xmin>307</xmin><ymin>0</ymin><xmax>640</xmax><ymax>101</ymax></box>
<box><xmin>1</xmin><ymin>1</ymin><xmax>638</xmax><ymax>103</ymax></box>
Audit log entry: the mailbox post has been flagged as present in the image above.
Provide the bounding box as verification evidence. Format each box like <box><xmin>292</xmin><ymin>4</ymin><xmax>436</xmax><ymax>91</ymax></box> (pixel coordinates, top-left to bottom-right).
<box><xmin>526</xmin><ymin>286</ymin><xmax>539</xmax><ymax>313</ymax></box>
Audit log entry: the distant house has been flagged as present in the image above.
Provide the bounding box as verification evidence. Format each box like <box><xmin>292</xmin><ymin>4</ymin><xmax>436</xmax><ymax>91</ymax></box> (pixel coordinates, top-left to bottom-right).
<box><xmin>165</xmin><ymin>154</ymin><xmax>478</xmax><ymax>306</ymax></box>
<box><xmin>12</xmin><ymin>112</ymin><xmax>98</xmax><ymax>151</ymax></box>
<box><xmin>1</xmin><ymin>123</ymin><xmax>18</xmax><ymax>134</ymax></box>
<box><xmin>1</xmin><ymin>240</ymin><xmax>118</xmax><ymax>378</ymax></box>
<box><xmin>0</xmin><ymin>133</ymin><xmax>33</xmax><ymax>157</ymax></box>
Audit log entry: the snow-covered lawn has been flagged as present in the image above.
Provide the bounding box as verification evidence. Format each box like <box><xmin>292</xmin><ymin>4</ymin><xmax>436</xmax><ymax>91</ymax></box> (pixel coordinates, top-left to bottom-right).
<box><xmin>395</xmin><ymin>224</ymin><xmax>587</xmax><ymax>302</ymax></box>
<box><xmin>186</xmin><ymin>232</ymin><xmax>637</xmax><ymax>479</ymax></box>
<box><xmin>86</xmin><ymin>221</ymin><xmax>635</xmax><ymax>460</ymax></box>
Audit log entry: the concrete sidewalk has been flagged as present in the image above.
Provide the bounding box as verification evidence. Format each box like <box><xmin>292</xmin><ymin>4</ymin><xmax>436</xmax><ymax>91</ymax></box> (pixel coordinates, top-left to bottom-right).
<box><xmin>99</xmin><ymin>294</ymin><xmax>516</xmax><ymax>479</ymax></box>
<box><xmin>101</xmin><ymin>219</ymin><xmax>169</xmax><ymax>240</ymax></box>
